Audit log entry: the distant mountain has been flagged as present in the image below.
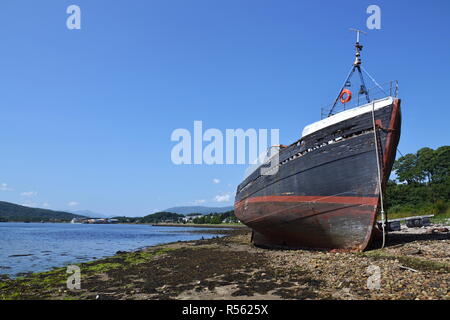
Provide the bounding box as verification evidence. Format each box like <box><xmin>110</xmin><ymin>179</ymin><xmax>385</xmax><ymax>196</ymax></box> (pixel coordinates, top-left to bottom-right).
<box><xmin>0</xmin><ymin>201</ymin><xmax>87</xmax><ymax>222</ymax></box>
<box><xmin>162</xmin><ymin>206</ymin><xmax>234</xmax><ymax>215</ymax></box>
<box><xmin>68</xmin><ymin>210</ymin><xmax>112</xmax><ymax>218</ymax></box>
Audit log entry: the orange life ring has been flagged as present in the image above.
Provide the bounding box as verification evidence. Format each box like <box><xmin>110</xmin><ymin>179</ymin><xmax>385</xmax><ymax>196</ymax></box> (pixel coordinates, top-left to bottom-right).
<box><xmin>340</xmin><ymin>89</ymin><xmax>352</xmax><ymax>104</ymax></box>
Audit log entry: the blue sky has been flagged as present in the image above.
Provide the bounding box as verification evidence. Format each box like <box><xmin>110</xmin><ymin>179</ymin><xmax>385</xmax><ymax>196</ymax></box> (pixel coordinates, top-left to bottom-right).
<box><xmin>0</xmin><ymin>1</ymin><xmax>449</xmax><ymax>216</ymax></box>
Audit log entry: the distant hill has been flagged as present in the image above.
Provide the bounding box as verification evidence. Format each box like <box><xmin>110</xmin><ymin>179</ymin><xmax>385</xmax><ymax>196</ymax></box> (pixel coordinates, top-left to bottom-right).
<box><xmin>140</xmin><ymin>212</ymin><xmax>184</xmax><ymax>223</ymax></box>
<box><xmin>163</xmin><ymin>206</ymin><xmax>234</xmax><ymax>215</ymax></box>
<box><xmin>0</xmin><ymin>201</ymin><xmax>86</xmax><ymax>222</ymax></box>
<box><xmin>68</xmin><ymin>210</ymin><xmax>112</xmax><ymax>218</ymax></box>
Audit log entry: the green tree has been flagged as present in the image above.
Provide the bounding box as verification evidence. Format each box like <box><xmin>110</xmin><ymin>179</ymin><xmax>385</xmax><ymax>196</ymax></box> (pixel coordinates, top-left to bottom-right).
<box><xmin>387</xmin><ymin>145</ymin><xmax>449</xmax><ymax>218</ymax></box>
<box><xmin>433</xmin><ymin>146</ymin><xmax>450</xmax><ymax>183</ymax></box>
<box><xmin>393</xmin><ymin>153</ymin><xmax>422</xmax><ymax>184</ymax></box>
<box><xmin>416</xmin><ymin>147</ymin><xmax>436</xmax><ymax>184</ymax></box>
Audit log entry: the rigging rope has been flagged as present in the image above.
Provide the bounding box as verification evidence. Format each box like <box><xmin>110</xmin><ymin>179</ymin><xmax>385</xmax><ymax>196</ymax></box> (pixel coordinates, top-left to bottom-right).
<box><xmin>371</xmin><ymin>101</ymin><xmax>386</xmax><ymax>249</ymax></box>
<box><xmin>361</xmin><ymin>66</ymin><xmax>387</xmax><ymax>96</ymax></box>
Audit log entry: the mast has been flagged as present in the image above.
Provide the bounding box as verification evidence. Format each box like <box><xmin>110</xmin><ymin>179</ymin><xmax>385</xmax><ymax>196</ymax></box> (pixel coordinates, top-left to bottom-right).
<box><xmin>328</xmin><ymin>29</ymin><xmax>370</xmax><ymax>117</ymax></box>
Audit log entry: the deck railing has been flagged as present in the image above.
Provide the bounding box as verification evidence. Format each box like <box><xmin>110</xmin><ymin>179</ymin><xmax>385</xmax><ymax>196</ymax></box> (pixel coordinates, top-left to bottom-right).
<box><xmin>321</xmin><ymin>80</ymin><xmax>399</xmax><ymax>119</ymax></box>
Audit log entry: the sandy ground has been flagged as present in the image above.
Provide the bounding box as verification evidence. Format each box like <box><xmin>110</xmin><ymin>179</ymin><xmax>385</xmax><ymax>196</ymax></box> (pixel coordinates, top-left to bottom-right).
<box><xmin>0</xmin><ymin>226</ymin><xmax>449</xmax><ymax>300</ymax></box>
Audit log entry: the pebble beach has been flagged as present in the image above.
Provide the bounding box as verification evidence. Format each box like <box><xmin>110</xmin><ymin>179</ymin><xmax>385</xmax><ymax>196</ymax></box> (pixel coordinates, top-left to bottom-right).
<box><xmin>1</xmin><ymin>225</ymin><xmax>449</xmax><ymax>300</ymax></box>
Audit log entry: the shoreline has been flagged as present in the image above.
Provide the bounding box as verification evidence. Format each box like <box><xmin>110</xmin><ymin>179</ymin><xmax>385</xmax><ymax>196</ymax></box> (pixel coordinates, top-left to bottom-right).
<box><xmin>0</xmin><ymin>224</ymin><xmax>237</xmax><ymax>280</ymax></box>
<box><xmin>150</xmin><ymin>223</ymin><xmax>245</xmax><ymax>228</ymax></box>
<box><xmin>1</xmin><ymin>226</ymin><xmax>449</xmax><ymax>300</ymax></box>
<box><xmin>0</xmin><ymin>221</ymin><xmax>245</xmax><ymax>228</ymax></box>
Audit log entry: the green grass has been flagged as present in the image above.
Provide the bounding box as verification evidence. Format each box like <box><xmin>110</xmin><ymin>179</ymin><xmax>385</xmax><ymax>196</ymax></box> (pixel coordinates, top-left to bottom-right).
<box><xmin>431</xmin><ymin>212</ymin><xmax>450</xmax><ymax>224</ymax></box>
<box><xmin>82</xmin><ymin>262</ymin><xmax>123</xmax><ymax>274</ymax></box>
<box><xmin>122</xmin><ymin>247</ymin><xmax>173</xmax><ymax>265</ymax></box>
<box><xmin>382</xmin><ymin>201</ymin><xmax>450</xmax><ymax>222</ymax></box>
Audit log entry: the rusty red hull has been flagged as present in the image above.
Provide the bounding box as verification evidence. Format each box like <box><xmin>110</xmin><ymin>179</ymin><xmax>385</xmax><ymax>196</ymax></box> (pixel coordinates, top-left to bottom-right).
<box><xmin>234</xmin><ymin>98</ymin><xmax>401</xmax><ymax>251</ymax></box>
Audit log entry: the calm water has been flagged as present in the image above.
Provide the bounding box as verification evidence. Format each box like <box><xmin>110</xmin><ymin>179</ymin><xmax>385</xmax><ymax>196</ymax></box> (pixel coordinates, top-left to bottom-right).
<box><xmin>0</xmin><ymin>222</ymin><xmax>226</xmax><ymax>278</ymax></box>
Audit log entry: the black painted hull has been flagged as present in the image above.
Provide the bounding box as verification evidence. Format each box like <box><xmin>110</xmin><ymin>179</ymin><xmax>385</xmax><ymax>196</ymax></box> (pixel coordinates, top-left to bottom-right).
<box><xmin>234</xmin><ymin>98</ymin><xmax>401</xmax><ymax>251</ymax></box>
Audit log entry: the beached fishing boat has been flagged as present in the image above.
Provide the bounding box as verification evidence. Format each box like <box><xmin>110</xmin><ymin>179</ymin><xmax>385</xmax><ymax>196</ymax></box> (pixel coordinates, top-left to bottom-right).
<box><xmin>234</xmin><ymin>30</ymin><xmax>401</xmax><ymax>251</ymax></box>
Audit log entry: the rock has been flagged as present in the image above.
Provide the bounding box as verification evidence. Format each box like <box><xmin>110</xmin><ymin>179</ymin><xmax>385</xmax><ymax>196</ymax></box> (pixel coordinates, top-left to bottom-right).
<box><xmin>430</xmin><ymin>227</ymin><xmax>449</xmax><ymax>234</ymax></box>
<box><xmin>403</xmin><ymin>248</ymin><xmax>422</xmax><ymax>255</ymax></box>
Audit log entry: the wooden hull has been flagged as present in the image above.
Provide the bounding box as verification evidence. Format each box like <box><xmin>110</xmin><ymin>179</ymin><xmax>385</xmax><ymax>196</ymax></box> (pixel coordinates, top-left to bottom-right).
<box><xmin>234</xmin><ymin>98</ymin><xmax>401</xmax><ymax>251</ymax></box>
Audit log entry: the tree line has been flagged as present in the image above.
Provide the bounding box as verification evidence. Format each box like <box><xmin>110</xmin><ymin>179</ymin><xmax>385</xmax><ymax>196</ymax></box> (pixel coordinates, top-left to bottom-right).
<box><xmin>386</xmin><ymin>146</ymin><xmax>449</xmax><ymax>218</ymax></box>
<box><xmin>111</xmin><ymin>210</ymin><xmax>239</xmax><ymax>224</ymax></box>
<box><xmin>191</xmin><ymin>210</ymin><xmax>239</xmax><ymax>224</ymax></box>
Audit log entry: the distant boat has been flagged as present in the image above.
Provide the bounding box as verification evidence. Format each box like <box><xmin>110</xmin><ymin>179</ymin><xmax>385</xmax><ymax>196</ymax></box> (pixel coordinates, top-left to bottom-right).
<box><xmin>234</xmin><ymin>30</ymin><xmax>401</xmax><ymax>251</ymax></box>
